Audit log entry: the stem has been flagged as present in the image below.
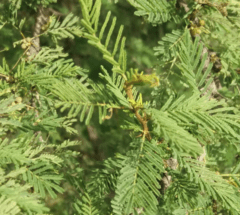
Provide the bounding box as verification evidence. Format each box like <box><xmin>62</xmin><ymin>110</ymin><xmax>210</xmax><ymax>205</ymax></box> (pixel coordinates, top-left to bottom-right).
<box><xmin>124</xmin><ymin>84</ymin><xmax>151</xmax><ymax>141</ymax></box>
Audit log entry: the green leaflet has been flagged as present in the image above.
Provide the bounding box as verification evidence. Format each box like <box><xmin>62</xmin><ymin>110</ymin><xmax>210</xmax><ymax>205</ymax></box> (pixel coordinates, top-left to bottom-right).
<box><xmin>112</xmin><ymin>139</ymin><xmax>164</xmax><ymax>215</ymax></box>
<box><xmin>79</xmin><ymin>0</ymin><xmax>127</xmax><ymax>74</ymax></box>
<box><xmin>127</xmin><ymin>0</ymin><xmax>179</xmax><ymax>25</ymax></box>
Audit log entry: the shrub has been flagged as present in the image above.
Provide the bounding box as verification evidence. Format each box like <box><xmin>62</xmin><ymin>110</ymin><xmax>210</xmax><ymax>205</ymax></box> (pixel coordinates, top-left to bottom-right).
<box><xmin>1</xmin><ymin>0</ymin><xmax>240</xmax><ymax>214</ymax></box>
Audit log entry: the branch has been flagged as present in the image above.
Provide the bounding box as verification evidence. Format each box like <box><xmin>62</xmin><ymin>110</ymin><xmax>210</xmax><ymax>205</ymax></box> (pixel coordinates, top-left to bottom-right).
<box><xmin>29</xmin><ymin>6</ymin><xmax>49</xmax><ymax>143</ymax></box>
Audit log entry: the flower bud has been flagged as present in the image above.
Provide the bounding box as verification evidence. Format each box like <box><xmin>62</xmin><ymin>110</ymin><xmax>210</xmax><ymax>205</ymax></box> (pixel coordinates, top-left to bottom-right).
<box><xmin>199</xmin><ymin>20</ymin><xmax>205</xmax><ymax>26</ymax></box>
<box><xmin>21</xmin><ymin>43</ymin><xmax>27</xmax><ymax>49</ymax></box>
<box><xmin>15</xmin><ymin>97</ymin><xmax>22</xmax><ymax>103</ymax></box>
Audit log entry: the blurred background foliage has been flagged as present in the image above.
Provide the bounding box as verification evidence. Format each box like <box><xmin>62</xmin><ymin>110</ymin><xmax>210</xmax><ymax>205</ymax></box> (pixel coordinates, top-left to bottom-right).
<box><xmin>1</xmin><ymin>0</ymin><xmax>238</xmax><ymax>214</ymax></box>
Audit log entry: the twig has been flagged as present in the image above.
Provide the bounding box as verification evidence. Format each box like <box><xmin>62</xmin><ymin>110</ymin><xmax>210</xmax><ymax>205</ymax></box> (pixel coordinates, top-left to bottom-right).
<box><xmin>30</xmin><ymin>6</ymin><xmax>49</xmax><ymax>143</ymax></box>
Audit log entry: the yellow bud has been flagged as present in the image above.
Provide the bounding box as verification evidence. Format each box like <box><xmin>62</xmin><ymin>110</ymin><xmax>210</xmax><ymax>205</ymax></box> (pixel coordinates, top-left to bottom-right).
<box><xmin>196</xmin><ymin>28</ymin><xmax>201</xmax><ymax>34</ymax></box>
<box><xmin>221</xmin><ymin>8</ymin><xmax>228</xmax><ymax>16</ymax></box>
<box><xmin>21</xmin><ymin>43</ymin><xmax>27</xmax><ymax>49</ymax></box>
<box><xmin>33</xmin><ymin>119</ymin><xmax>41</xmax><ymax>126</ymax></box>
<box><xmin>26</xmin><ymin>37</ymin><xmax>32</xmax><ymax>43</ymax></box>
<box><xmin>199</xmin><ymin>20</ymin><xmax>205</xmax><ymax>26</ymax></box>
<box><xmin>190</xmin><ymin>28</ymin><xmax>198</xmax><ymax>36</ymax></box>
<box><xmin>15</xmin><ymin>97</ymin><xmax>22</xmax><ymax>103</ymax></box>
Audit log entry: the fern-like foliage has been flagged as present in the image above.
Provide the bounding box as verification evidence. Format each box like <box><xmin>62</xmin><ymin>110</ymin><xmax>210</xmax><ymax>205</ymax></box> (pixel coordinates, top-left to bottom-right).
<box><xmin>165</xmin><ymin>93</ymin><xmax>240</xmax><ymax>141</ymax></box>
<box><xmin>149</xmin><ymin>108</ymin><xmax>203</xmax><ymax>156</ymax></box>
<box><xmin>51</xmin><ymin>69</ymin><xmax>130</xmax><ymax>125</ymax></box>
<box><xmin>49</xmin><ymin>0</ymin><xmax>134</xmax><ymax>125</ymax></box>
<box><xmin>176</xmin><ymin>154</ymin><xmax>240</xmax><ymax>213</ymax></box>
<box><xmin>126</xmin><ymin>0</ymin><xmax>180</xmax><ymax>25</ymax></box>
<box><xmin>87</xmin><ymin>157</ymin><xmax>121</xmax><ymax>198</ymax></box>
<box><xmin>0</xmin><ymin>133</ymin><xmax>81</xmax><ymax>213</ymax></box>
<box><xmin>79</xmin><ymin>0</ymin><xmax>127</xmax><ymax>74</ymax></box>
<box><xmin>74</xmin><ymin>194</ymin><xmax>99</xmax><ymax>215</ymax></box>
<box><xmin>52</xmin><ymin>78</ymin><xmax>97</xmax><ymax>125</ymax></box>
<box><xmin>0</xmin><ymin>179</ymin><xmax>49</xmax><ymax>214</ymax></box>
<box><xmin>42</xmin><ymin>13</ymin><xmax>82</xmax><ymax>40</ymax></box>
<box><xmin>14</xmin><ymin>52</ymin><xmax>84</xmax><ymax>88</ymax></box>
<box><xmin>6</xmin><ymin>0</ymin><xmax>57</xmax><ymax>25</ymax></box>
<box><xmin>0</xmin><ymin>195</ymin><xmax>21</xmax><ymax>215</ymax></box>
<box><xmin>153</xmin><ymin>29</ymin><xmax>185</xmax><ymax>62</ymax></box>
<box><xmin>1</xmin><ymin>0</ymin><xmax>240</xmax><ymax>214</ymax></box>
<box><xmin>176</xmin><ymin>32</ymin><xmax>214</xmax><ymax>92</ymax></box>
<box><xmin>0</xmin><ymin>96</ymin><xmax>24</xmax><ymax>136</ymax></box>
<box><xmin>112</xmin><ymin>139</ymin><xmax>165</xmax><ymax>215</ymax></box>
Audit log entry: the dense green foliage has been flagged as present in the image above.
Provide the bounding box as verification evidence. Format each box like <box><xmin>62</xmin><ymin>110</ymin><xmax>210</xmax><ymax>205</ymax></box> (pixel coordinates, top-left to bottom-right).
<box><xmin>1</xmin><ymin>0</ymin><xmax>240</xmax><ymax>214</ymax></box>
